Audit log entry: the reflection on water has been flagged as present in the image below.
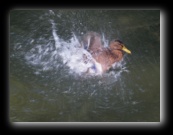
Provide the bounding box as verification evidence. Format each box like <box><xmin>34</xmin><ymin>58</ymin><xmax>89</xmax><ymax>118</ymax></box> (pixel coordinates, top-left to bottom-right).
<box><xmin>10</xmin><ymin>10</ymin><xmax>160</xmax><ymax>122</ymax></box>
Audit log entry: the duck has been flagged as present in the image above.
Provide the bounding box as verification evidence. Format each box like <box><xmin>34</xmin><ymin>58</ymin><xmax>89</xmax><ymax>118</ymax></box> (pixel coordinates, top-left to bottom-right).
<box><xmin>81</xmin><ymin>32</ymin><xmax>131</xmax><ymax>73</ymax></box>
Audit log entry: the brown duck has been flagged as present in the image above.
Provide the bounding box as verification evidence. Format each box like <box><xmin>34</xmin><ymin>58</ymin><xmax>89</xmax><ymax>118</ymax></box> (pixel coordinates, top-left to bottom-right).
<box><xmin>82</xmin><ymin>32</ymin><xmax>131</xmax><ymax>73</ymax></box>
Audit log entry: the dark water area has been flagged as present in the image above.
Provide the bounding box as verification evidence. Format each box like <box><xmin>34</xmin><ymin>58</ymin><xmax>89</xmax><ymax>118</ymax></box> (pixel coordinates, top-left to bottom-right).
<box><xmin>10</xmin><ymin>10</ymin><xmax>160</xmax><ymax>122</ymax></box>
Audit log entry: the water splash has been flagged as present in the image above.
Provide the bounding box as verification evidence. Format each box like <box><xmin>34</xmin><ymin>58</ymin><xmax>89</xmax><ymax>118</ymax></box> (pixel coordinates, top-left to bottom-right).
<box><xmin>25</xmin><ymin>18</ymin><xmax>129</xmax><ymax>81</ymax></box>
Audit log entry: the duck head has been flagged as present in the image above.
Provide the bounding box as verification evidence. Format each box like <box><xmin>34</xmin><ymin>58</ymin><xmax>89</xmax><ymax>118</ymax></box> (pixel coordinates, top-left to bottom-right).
<box><xmin>110</xmin><ymin>40</ymin><xmax>131</xmax><ymax>54</ymax></box>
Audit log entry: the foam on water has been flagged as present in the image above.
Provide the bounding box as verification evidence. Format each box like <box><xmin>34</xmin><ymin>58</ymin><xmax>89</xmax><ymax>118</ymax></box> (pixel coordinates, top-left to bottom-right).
<box><xmin>25</xmin><ymin>18</ymin><xmax>129</xmax><ymax>80</ymax></box>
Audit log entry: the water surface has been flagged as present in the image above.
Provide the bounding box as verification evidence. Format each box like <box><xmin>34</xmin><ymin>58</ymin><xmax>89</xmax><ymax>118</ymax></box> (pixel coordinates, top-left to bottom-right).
<box><xmin>10</xmin><ymin>10</ymin><xmax>160</xmax><ymax>122</ymax></box>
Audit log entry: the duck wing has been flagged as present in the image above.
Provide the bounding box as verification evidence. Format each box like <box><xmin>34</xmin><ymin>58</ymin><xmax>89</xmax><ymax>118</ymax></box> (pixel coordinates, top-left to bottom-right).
<box><xmin>82</xmin><ymin>32</ymin><xmax>104</xmax><ymax>53</ymax></box>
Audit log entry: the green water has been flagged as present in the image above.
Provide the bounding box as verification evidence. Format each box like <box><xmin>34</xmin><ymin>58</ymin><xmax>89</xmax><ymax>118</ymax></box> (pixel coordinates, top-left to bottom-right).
<box><xmin>10</xmin><ymin>10</ymin><xmax>160</xmax><ymax>122</ymax></box>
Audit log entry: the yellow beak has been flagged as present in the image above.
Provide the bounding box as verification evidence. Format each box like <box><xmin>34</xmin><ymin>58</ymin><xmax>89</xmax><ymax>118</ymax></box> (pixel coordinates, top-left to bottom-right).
<box><xmin>122</xmin><ymin>45</ymin><xmax>131</xmax><ymax>54</ymax></box>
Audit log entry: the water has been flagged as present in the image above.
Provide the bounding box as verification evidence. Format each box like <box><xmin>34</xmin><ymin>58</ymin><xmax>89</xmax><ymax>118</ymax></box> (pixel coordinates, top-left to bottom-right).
<box><xmin>10</xmin><ymin>10</ymin><xmax>160</xmax><ymax>122</ymax></box>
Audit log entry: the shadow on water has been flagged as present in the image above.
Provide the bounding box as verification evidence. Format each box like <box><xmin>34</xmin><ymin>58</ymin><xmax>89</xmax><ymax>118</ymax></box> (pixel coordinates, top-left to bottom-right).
<box><xmin>10</xmin><ymin>10</ymin><xmax>160</xmax><ymax>122</ymax></box>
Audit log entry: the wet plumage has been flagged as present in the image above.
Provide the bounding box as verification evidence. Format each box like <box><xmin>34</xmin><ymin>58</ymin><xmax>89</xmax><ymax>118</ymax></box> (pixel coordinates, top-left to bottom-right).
<box><xmin>82</xmin><ymin>32</ymin><xmax>131</xmax><ymax>73</ymax></box>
